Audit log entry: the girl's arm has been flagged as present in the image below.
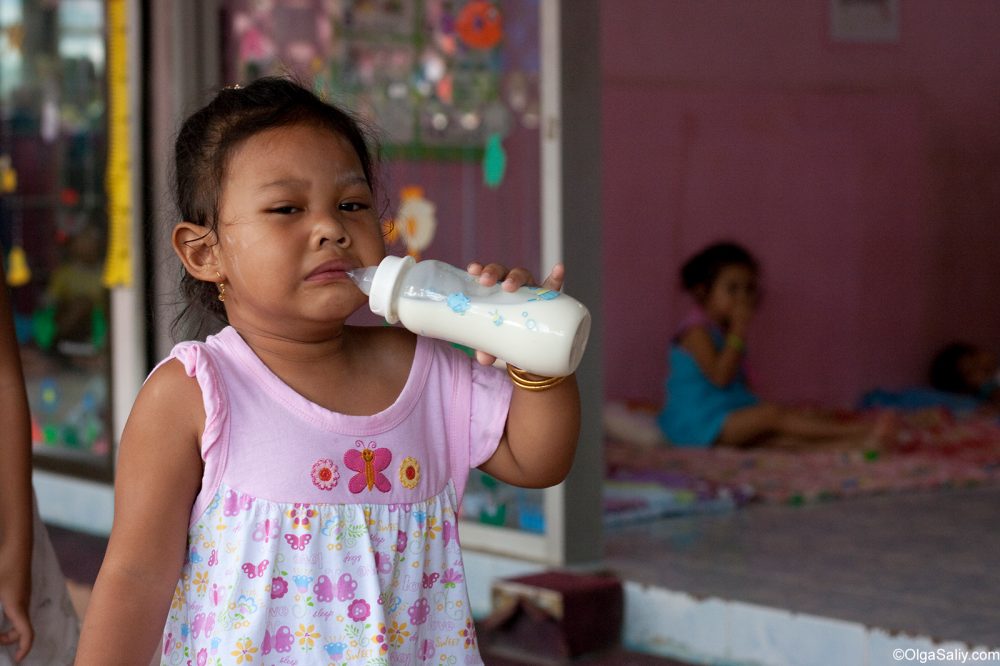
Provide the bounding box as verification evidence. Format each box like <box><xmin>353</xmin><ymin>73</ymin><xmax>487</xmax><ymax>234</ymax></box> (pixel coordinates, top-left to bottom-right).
<box><xmin>0</xmin><ymin>264</ymin><xmax>34</xmax><ymax>661</ymax></box>
<box><xmin>679</xmin><ymin>325</ymin><xmax>746</xmax><ymax>387</ymax></box>
<box><xmin>75</xmin><ymin>360</ymin><xmax>204</xmax><ymax>664</ymax></box>
<box><xmin>681</xmin><ymin>299</ymin><xmax>752</xmax><ymax>387</ymax></box>
<box><xmin>469</xmin><ymin>263</ymin><xmax>581</xmax><ymax>488</ymax></box>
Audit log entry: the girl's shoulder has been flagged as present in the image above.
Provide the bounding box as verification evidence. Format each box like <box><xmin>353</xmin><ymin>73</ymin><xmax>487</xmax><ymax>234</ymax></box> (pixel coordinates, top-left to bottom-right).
<box><xmin>674</xmin><ymin>308</ymin><xmax>713</xmax><ymax>341</ymax></box>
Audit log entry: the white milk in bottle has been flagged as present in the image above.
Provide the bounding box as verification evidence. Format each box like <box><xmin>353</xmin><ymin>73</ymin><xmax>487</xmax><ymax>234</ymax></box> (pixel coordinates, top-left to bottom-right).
<box><xmin>349</xmin><ymin>256</ymin><xmax>591</xmax><ymax>377</ymax></box>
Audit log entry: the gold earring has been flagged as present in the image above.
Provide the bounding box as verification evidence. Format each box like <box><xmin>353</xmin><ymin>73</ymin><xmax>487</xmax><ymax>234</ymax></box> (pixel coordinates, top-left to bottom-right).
<box><xmin>216</xmin><ymin>273</ymin><xmax>226</xmax><ymax>302</ymax></box>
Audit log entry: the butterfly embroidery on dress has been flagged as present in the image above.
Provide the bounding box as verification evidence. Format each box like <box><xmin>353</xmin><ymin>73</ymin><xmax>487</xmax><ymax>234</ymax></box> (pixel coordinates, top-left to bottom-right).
<box><xmin>241</xmin><ymin>559</ymin><xmax>269</xmax><ymax>579</ymax></box>
<box><xmin>337</xmin><ymin>573</ymin><xmax>358</xmax><ymax>601</ymax></box>
<box><xmin>223</xmin><ymin>489</ymin><xmax>254</xmax><ymax>517</ymax></box>
<box><xmin>422</xmin><ymin>572</ymin><xmax>440</xmax><ymax>589</ymax></box>
<box><xmin>344</xmin><ymin>440</ymin><xmax>392</xmax><ymax>493</ymax></box>
<box><xmin>442</xmin><ymin>519</ymin><xmax>457</xmax><ymax>547</ymax></box>
<box><xmin>284</xmin><ymin>533</ymin><xmax>312</xmax><ymax>551</ymax></box>
<box><xmin>252</xmin><ymin>518</ymin><xmax>279</xmax><ymax>543</ymax></box>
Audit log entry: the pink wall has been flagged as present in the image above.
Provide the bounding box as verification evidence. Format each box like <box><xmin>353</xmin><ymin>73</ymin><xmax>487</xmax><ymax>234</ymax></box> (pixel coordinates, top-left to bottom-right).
<box><xmin>601</xmin><ymin>1</ymin><xmax>1000</xmax><ymax>407</ymax></box>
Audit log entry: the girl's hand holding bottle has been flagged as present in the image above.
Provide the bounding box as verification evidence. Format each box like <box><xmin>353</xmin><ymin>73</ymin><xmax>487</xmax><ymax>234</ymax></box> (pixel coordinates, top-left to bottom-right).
<box><xmin>464</xmin><ymin>261</ymin><xmax>567</xmax><ymax>367</ymax></box>
<box><xmin>351</xmin><ymin>257</ymin><xmax>590</xmax><ymax>379</ymax></box>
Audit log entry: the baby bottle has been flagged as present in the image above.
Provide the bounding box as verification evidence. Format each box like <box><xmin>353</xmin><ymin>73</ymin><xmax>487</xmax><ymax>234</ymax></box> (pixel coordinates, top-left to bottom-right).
<box><xmin>349</xmin><ymin>256</ymin><xmax>591</xmax><ymax>377</ymax></box>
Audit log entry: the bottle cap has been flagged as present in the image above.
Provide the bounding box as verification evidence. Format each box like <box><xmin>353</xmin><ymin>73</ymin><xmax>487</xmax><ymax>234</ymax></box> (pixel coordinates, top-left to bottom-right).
<box><xmin>368</xmin><ymin>255</ymin><xmax>414</xmax><ymax>324</ymax></box>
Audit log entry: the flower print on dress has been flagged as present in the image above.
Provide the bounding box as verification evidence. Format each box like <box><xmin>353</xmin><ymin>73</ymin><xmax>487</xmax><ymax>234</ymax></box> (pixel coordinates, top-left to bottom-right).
<box><xmin>347</xmin><ymin>598</ymin><xmax>370</xmax><ymax>622</ymax></box>
<box><xmin>230</xmin><ymin>636</ymin><xmax>258</xmax><ymax>663</ymax></box>
<box><xmin>372</xmin><ymin>623</ymin><xmax>389</xmax><ymax>655</ymax></box>
<box><xmin>387</xmin><ymin>620</ymin><xmax>411</xmax><ymax>648</ymax></box>
<box><xmin>287</xmin><ymin>503</ymin><xmax>316</xmax><ymax>529</ymax></box>
<box><xmin>310</xmin><ymin>457</ymin><xmax>339</xmax><ymax>490</ymax></box>
<box><xmin>295</xmin><ymin>624</ymin><xmax>320</xmax><ymax>650</ymax></box>
<box><xmin>345</xmin><ymin>440</ymin><xmax>392</xmax><ymax>493</ymax></box>
<box><xmin>461</xmin><ymin>618</ymin><xmax>477</xmax><ymax>650</ymax></box>
<box><xmin>193</xmin><ymin>570</ymin><xmax>209</xmax><ymax>595</ymax></box>
<box><xmin>408</xmin><ymin>597</ymin><xmax>431</xmax><ymax>626</ymax></box>
<box><xmin>270</xmin><ymin>576</ymin><xmax>288</xmax><ymax>599</ymax></box>
<box><xmin>399</xmin><ymin>456</ymin><xmax>421</xmax><ymax>489</ymax></box>
<box><xmin>425</xmin><ymin>515</ymin><xmax>443</xmax><ymax>542</ymax></box>
<box><xmin>442</xmin><ymin>568</ymin><xmax>463</xmax><ymax>589</ymax></box>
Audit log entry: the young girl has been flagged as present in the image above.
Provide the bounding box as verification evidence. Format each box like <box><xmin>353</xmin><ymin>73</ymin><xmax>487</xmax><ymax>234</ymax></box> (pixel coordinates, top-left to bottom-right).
<box><xmin>0</xmin><ymin>262</ymin><xmax>79</xmax><ymax>665</ymax></box>
<box><xmin>929</xmin><ymin>342</ymin><xmax>1000</xmax><ymax>407</ymax></box>
<box><xmin>76</xmin><ymin>77</ymin><xmax>580</xmax><ymax>664</ymax></box>
<box><xmin>658</xmin><ymin>241</ymin><xmax>887</xmax><ymax>449</ymax></box>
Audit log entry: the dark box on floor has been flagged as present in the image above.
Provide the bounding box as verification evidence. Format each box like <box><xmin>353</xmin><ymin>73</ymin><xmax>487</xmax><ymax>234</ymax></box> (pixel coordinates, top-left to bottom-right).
<box><xmin>484</xmin><ymin>570</ymin><xmax>624</xmax><ymax>662</ymax></box>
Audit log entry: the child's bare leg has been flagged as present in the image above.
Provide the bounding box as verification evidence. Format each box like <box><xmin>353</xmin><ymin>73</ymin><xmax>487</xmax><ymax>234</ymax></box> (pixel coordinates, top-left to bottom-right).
<box><xmin>716</xmin><ymin>403</ymin><xmax>785</xmax><ymax>447</ymax></box>
<box><xmin>718</xmin><ymin>403</ymin><xmax>893</xmax><ymax>449</ymax></box>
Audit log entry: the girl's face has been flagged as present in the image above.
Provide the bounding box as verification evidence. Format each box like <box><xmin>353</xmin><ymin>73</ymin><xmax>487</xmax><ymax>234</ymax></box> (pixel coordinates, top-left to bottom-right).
<box><xmin>702</xmin><ymin>264</ymin><xmax>758</xmax><ymax>324</ymax></box>
<box><xmin>212</xmin><ymin>122</ymin><xmax>385</xmax><ymax>337</ymax></box>
<box><xmin>960</xmin><ymin>349</ymin><xmax>997</xmax><ymax>391</ymax></box>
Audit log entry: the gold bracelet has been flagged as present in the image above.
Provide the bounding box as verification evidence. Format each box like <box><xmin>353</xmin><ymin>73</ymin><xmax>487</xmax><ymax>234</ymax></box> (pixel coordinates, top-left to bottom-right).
<box><xmin>506</xmin><ymin>364</ymin><xmax>568</xmax><ymax>392</ymax></box>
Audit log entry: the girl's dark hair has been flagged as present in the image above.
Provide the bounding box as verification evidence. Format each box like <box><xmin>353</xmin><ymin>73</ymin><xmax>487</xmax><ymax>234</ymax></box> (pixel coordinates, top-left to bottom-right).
<box><xmin>680</xmin><ymin>241</ymin><xmax>758</xmax><ymax>296</ymax></box>
<box><xmin>929</xmin><ymin>342</ymin><xmax>977</xmax><ymax>394</ymax></box>
<box><xmin>171</xmin><ymin>76</ymin><xmax>381</xmax><ymax>339</ymax></box>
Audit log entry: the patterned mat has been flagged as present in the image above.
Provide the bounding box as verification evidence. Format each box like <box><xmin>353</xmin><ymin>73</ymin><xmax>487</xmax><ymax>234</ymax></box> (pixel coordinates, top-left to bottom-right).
<box><xmin>605</xmin><ymin>409</ymin><xmax>1000</xmax><ymax>508</ymax></box>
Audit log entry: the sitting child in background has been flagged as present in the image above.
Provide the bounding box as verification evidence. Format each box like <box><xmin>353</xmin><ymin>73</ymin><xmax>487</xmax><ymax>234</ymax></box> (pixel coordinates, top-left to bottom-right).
<box><xmin>929</xmin><ymin>342</ymin><xmax>1000</xmax><ymax>408</ymax></box>
<box><xmin>658</xmin><ymin>241</ymin><xmax>893</xmax><ymax>449</ymax></box>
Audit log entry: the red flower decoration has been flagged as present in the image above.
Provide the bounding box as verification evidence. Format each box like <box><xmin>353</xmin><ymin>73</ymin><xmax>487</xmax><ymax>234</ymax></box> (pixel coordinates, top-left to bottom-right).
<box><xmin>311</xmin><ymin>458</ymin><xmax>339</xmax><ymax>490</ymax></box>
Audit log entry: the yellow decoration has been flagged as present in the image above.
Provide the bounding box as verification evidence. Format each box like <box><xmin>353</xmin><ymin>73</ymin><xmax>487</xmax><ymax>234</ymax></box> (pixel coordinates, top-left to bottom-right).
<box><xmin>6</xmin><ymin>246</ymin><xmax>31</xmax><ymax>286</ymax></box>
<box><xmin>4</xmin><ymin>25</ymin><xmax>24</xmax><ymax>52</ymax></box>
<box><xmin>102</xmin><ymin>0</ymin><xmax>133</xmax><ymax>287</ymax></box>
<box><xmin>0</xmin><ymin>155</ymin><xmax>16</xmax><ymax>193</ymax></box>
<box><xmin>399</xmin><ymin>457</ymin><xmax>421</xmax><ymax>489</ymax></box>
<box><xmin>394</xmin><ymin>186</ymin><xmax>437</xmax><ymax>261</ymax></box>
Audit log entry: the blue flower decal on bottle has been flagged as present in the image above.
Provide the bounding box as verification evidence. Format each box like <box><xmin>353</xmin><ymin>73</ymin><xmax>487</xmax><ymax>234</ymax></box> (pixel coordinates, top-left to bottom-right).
<box><xmin>528</xmin><ymin>287</ymin><xmax>560</xmax><ymax>302</ymax></box>
<box><xmin>446</xmin><ymin>292</ymin><xmax>472</xmax><ymax>314</ymax></box>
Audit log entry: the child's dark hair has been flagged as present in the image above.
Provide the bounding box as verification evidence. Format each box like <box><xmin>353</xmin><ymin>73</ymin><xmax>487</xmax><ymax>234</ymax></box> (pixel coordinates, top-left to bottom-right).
<box><xmin>171</xmin><ymin>76</ymin><xmax>381</xmax><ymax>338</ymax></box>
<box><xmin>929</xmin><ymin>342</ymin><xmax>977</xmax><ymax>394</ymax></box>
<box><xmin>680</xmin><ymin>241</ymin><xmax>758</xmax><ymax>298</ymax></box>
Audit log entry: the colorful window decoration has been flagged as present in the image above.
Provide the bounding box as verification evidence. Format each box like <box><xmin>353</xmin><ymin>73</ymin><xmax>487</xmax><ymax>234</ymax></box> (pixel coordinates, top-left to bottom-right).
<box><xmin>222</xmin><ymin>0</ymin><xmax>540</xmax><ymax>163</ymax></box>
<box><xmin>1</xmin><ymin>0</ymin><xmax>113</xmax><ymax>479</ymax></box>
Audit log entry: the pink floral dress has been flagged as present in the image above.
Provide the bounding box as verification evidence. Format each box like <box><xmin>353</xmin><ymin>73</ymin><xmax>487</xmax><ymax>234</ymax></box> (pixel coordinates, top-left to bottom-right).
<box><xmin>159</xmin><ymin>327</ymin><xmax>511</xmax><ymax>666</ymax></box>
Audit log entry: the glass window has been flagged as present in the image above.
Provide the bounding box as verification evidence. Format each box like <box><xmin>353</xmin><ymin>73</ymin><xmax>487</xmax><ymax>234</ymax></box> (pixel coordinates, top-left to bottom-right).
<box><xmin>0</xmin><ymin>0</ymin><xmax>112</xmax><ymax>480</ymax></box>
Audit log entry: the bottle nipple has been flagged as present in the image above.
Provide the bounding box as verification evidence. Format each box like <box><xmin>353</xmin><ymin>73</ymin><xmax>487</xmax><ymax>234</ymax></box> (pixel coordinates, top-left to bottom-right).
<box><xmin>346</xmin><ymin>266</ymin><xmax>378</xmax><ymax>295</ymax></box>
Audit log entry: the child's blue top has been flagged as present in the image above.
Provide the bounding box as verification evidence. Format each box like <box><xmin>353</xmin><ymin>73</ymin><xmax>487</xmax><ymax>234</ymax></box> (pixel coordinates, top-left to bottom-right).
<box><xmin>658</xmin><ymin>308</ymin><xmax>759</xmax><ymax>447</ymax></box>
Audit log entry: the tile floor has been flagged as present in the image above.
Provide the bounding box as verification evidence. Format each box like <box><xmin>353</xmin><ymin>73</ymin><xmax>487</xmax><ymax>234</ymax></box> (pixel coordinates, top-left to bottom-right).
<box><xmin>604</xmin><ymin>485</ymin><xmax>1000</xmax><ymax>649</ymax></box>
